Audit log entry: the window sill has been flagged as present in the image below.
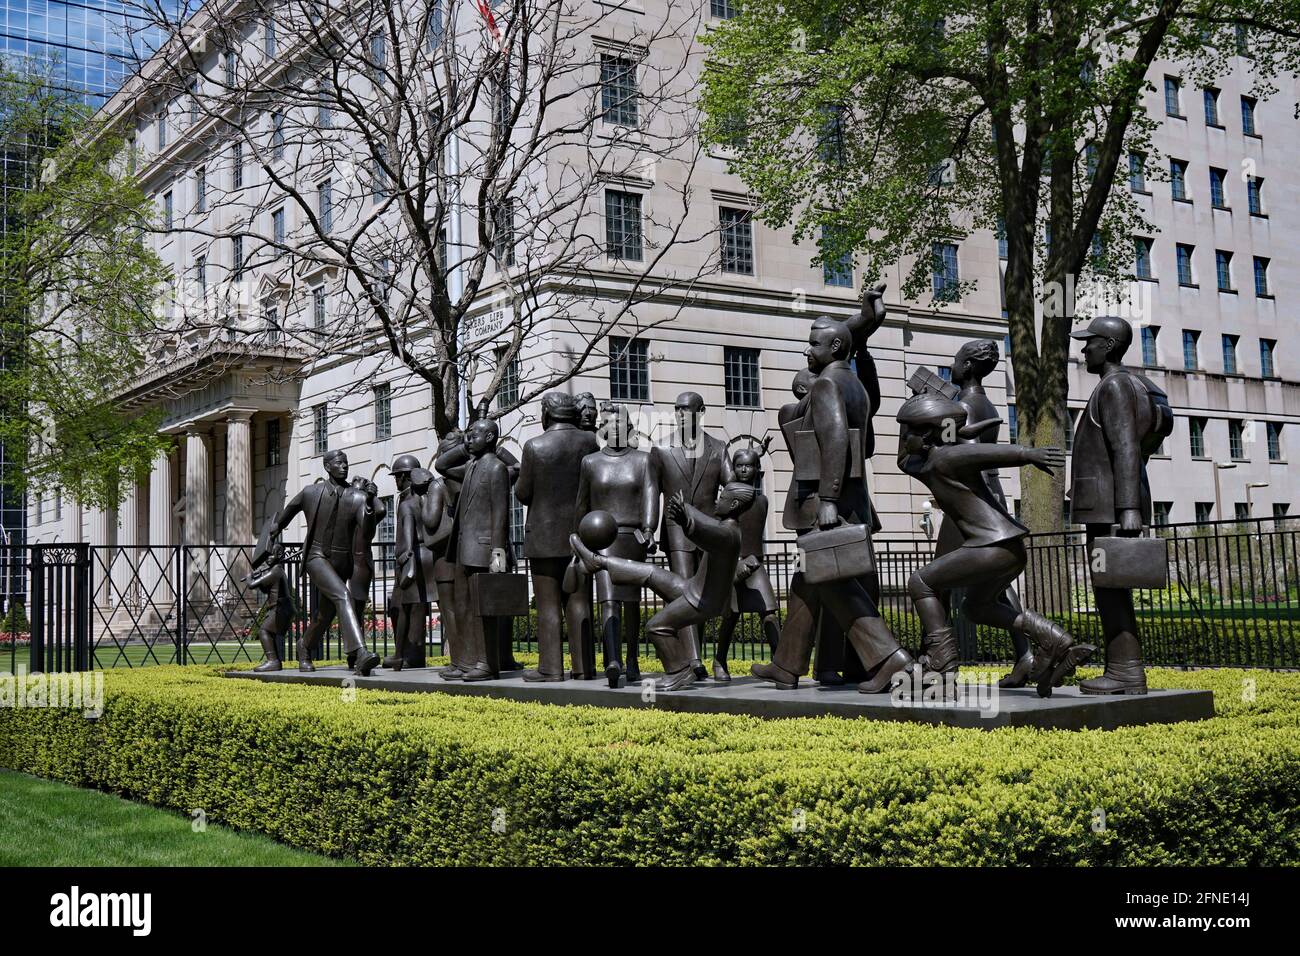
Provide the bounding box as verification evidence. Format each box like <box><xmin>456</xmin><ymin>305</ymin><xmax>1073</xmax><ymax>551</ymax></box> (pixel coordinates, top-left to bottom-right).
<box><xmin>1179</xmin><ymin>282</ymin><xmax>1199</xmax><ymax>289</ymax></box>
<box><xmin>1219</xmin><ymin>288</ymin><xmax>1238</xmax><ymax>295</ymax></box>
<box><xmin>1134</xmin><ymin>275</ymin><xmax>1159</xmax><ymax>283</ymax></box>
<box><xmin>1206</xmin><ymin>122</ymin><xmax>1225</xmax><ymax>130</ymax></box>
<box><xmin>1173</xmin><ymin>196</ymin><xmax>1193</xmax><ymax>205</ymax></box>
<box><xmin>1249</xmin><ymin>212</ymin><xmax>1269</xmax><ymax>220</ymax></box>
<box><xmin>1131</xmin><ymin>188</ymin><xmax>1152</xmax><ymax>196</ymax></box>
<box><xmin>1257</xmin><ymin>293</ymin><xmax>1275</xmax><ymax>300</ymax></box>
<box><xmin>1212</xmin><ymin>205</ymin><xmax>1231</xmax><ymax>213</ymax></box>
<box><xmin>1245</xmin><ymin>132</ymin><xmax>1262</xmax><ymax>141</ymax></box>
<box><xmin>1167</xmin><ymin>112</ymin><xmax>1186</xmax><ymax>120</ymax></box>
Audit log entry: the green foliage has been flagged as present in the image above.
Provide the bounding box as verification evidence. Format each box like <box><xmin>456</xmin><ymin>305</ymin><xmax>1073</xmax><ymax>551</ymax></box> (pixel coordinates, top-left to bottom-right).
<box><xmin>0</xmin><ymin>64</ymin><xmax>172</xmax><ymax>510</ymax></box>
<box><xmin>1</xmin><ymin>666</ymin><xmax>1296</xmax><ymax>865</ymax></box>
<box><xmin>0</xmin><ymin>601</ymin><xmax>28</xmax><ymax>634</ymax></box>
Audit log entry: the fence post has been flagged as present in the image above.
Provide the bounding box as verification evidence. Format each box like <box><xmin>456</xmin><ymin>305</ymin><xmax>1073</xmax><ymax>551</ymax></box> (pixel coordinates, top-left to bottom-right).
<box><xmin>74</xmin><ymin>543</ymin><xmax>91</xmax><ymax>672</ymax></box>
<box><xmin>178</xmin><ymin>545</ymin><xmax>188</xmax><ymax>666</ymax></box>
<box><xmin>29</xmin><ymin>547</ymin><xmax>44</xmax><ymax>673</ymax></box>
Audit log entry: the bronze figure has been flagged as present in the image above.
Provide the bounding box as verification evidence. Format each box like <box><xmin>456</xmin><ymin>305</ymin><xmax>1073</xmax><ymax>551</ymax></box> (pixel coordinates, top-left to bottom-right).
<box><xmin>245</xmin><ymin>535</ymin><xmax>295</xmax><ymax>673</ymax></box>
<box><xmin>387</xmin><ymin>462</ymin><xmax>446</xmax><ymax>671</ymax></box>
<box><xmin>515</xmin><ymin>393</ymin><xmax>600</xmax><ymax>681</ymax></box>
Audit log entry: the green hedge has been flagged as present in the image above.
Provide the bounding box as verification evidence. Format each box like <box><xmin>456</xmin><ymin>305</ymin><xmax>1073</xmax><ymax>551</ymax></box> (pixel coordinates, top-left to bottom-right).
<box><xmin>1</xmin><ymin>665</ymin><xmax>1297</xmax><ymax>865</ymax></box>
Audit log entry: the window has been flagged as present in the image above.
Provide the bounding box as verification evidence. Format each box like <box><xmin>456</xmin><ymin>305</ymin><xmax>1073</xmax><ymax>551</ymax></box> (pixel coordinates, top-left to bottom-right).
<box><xmin>493</xmin><ymin>198</ymin><xmax>515</xmax><ymax>266</ymax></box>
<box><xmin>1234</xmin><ymin>502</ymin><xmax>1251</xmax><ymax>521</ymax></box>
<box><xmin>1176</xmin><ymin>243</ymin><xmax>1194</xmax><ymax>285</ymax></box>
<box><xmin>317</xmin><ymin>80</ymin><xmax>332</xmax><ymax>128</ymax></box>
<box><xmin>1260</xmin><ymin>338</ymin><xmax>1276</xmax><ymax>378</ymax></box>
<box><xmin>1170</xmin><ymin>159</ymin><xmax>1188</xmax><ymax>200</ymax></box>
<box><xmin>378</xmin><ymin>496</ymin><xmax>397</xmax><ymax>544</ymax></box>
<box><xmin>1215</xmin><ymin>250</ymin><xmax>1233</xmax><ymax>292</ymax></box>
<box><xmin>271</xmin><ymin>111</ymin><xmax>285</xmax><ymax>161</ymax></box>
<box><xmin>312</xmin><ymin>286</ymin><xmax>327</xmax><ymax>331</ymax></box>
<box><xmin>724</xmin><ymin>347</ymin><xmax>761</xmax><ymax>408</ymax></box>
<box><xmin>931</xmin><ymin>241</ymin><xmax>960</xmax><ymax>300</ymax></box>
<box><xmin>1064</xmin><ymin>408</ymin><xmax>1077</xmax><ymax>452</ymax></box>
<box><xmin>163</xmin><ymin>190</ymin><xmax>173</xmax><ymax>230</ymax></box>
<box><xmin>1141</xmin><ymin>325</ymin><xmax>1159</xmax><ymax>366</ymax></box>
<box><xmin>1222</xmin><ymin>333</ymin><xmax>1238</xmax><ymax>374</ymax></box>
<box><xmin>374</xmin><ymin>383</ymin><xmax>392</xmax><ymax>440</ymax></box>
<box><xmin>224</xmin><ymin>50</ymin><xmax>237</xmax><ymax>87</ymax></box>
<box><xmin>1128</xmin><ymin>152</ymin><xmax>1146</xmax><ymax>192</ymax></box>
<box><xmin>1084</xmin><ymin>143</ymin><xmax>1098</xmax><ymax>180</ymax></box>
<box><xmin>157</xmin><ymin>109</ymin><xmax>167</xmax><ymax>150</ymax></box>
<box><xmin>232</xmin><ymin>235</ymin><xmax>244</xmax><ymax>278</ymax></box>
<box><xmin>54</xmin><ymin>491</ymin><xmax>61</xmax><ymax>521</ymax></box>
<box><xmin>428</xmin><ymin>0</ymin><xmax>445</xmax><ymax>46</ymax></box>
<box><xmin>1164</xmin><ymin>77</ymin><xmax>1182</xmax><ymax>116</ymax></box>
<box><xmin>1229</xmin><ymin>419</ymin><xmax>1246</xmax><ymax>459</ymax></box>
<box><xmin>1135</xmin><ymin>237</ymin><xmax>1154</xmax><ymax>279</ymax></box>
<box><xmin>196</xmin><ymin>166</ymin><xmax>206</xmax><ymax>213</ymax></box>
<box><xmin>1195</xmin><ymin>501</ymin><xmax>1213</xmax><ymax>523</ymax></box>
<box><xmin>822</xmin><ymin>225</ymin><xmax>852</xmax><ymax>287</ymax></box>
<box><xmin>1203</xmin><ymin>88</ymin><xmax>1221</xmax><ymax>126</ymax></box>
<box><xmin>817</xmin><ymin>105</ymin><xmax>846</xmax><ymax>164</ymax></box>
<box><xmin>509</xmin><ymin>497</ymin><xmax>524</xmax><ymax>558</ymax></box>
<box><xmin>609</xmin><ymin>336</ymin><xmax>649</xmax><ymax>402</ymax></box>
<box><xmin>1236</xmin><ymin>24</ymin><xmax>1251</xmax><ymax>56</ymax></box>
<box><xmin>372</xmin><ymin>145</ymin><xmax>391</xmax><ymax>200</ymax></box>
<box><xmin>1182</xmin><ymin>330</ymin><xmax>1199</xmax><ymax>370</ymax></box>
<box><xmin>492</xmin><ymin>76</ymin><xmax>512</xmax><ymax>140</ymax></box>
<box><xmin>272</xmin><ymin>207</ymin><xmax>286</xmax><ymax>246</ymax></box>
<box><xmin>264</xmin><ymin>19</ymin><xmax>276</xmax><ymax>57</ymax></box>
<box><xmin>605</xmin><ymin>191</ymin><xmax>643</xmax><ymax>261</ymax></box>
<box><xmin>1189</xmin><ymin>417</ymin><xmax>1206</xmax><ymax>457</ymax></box>
<box><xmin>493</xmin><ymin>347</ymin><xmax>519</xmax><ymax>409</ymax></box>
<box><xmin>262</xmin><ymin>296</ymin><xmax>280</xmax><ymax>343</ymax></box>
<box><xmin>313</xmin><ymin>404</ymin><xmax>328</xmax><ymax>455</ymax></box>
<box><xmin>319</xmin><ymin>179</ymin><xmax>333</xmax><ymax>233</ymax></box>
<box><xmin>1254</xmin><ymin>257</ymin><xmax>1270</xmax><ymax>296</ymax></box>
<box><xmin>1007</xmin><ymin>404</ymin><xmax>1018</xmax><ymax>442</ymax></box>
<box><xmin>711</xmin><ymin>0</ymin><xmax>736</xmax><ymax>17</ymax></box>
<box><xmin>1153</xmin><ymin>501</ymin><xmax>1173</xmax><ymax>526</ymax></box>
<box><xmin>1240</xmin><ymin>95</ymin><xmax>1257</xmax><ymax>135</ymax></box>
<box><xmin>194</xmin><ymin>255</ymin><xmax>207</xmax><ymax>293</ymax></box>
<box><xmin>600</xmin><ymin>54</ymin><xmax>639</xmax><ymax>127</ymax></box>
<box><xmin>720</xmin><ymin>207</ymin><xmax>754</xmax><ymax>275</ymax></box>
<box><xmin>369</xmin><ymin>32</ymin><xmax>388</xmax><ymax>78</ymax></box>
<box><xmin>1266</xmin><ymin>422</ymin><xmax>1283</xmax><ymax>461</ymax></box>
<box><xmin>232</xmin><ymin>140</ymin><xmax>243</xmax><ymax>189</ymax></box>
<box><xmin>1246</xmin><ymin>177</ymin><xmax>1263</xmax><ymax>215</ymax></box>
<box><xmin>35</xmin><ymin>493</ymin><xmax>42</xmax><ymax>524</ymax></box>
<box><xmin>995</xmin><ymin>216</ymin><xmax>1008</xmax><ymax>258</ymax></box>
<box><xmin>1274</xmin><ymin>503</ymin><xmax>1290</xmax><ymax>523</ymax></box>
<box><xmin>1209</xmin><ymin>167</ymin><xmax>1227</xmax><ymax>207</ymax></box>
<box><xmin>267</xmin><ymin>417</ymin><xmax>281</xmax><ymax>467</ymax></box>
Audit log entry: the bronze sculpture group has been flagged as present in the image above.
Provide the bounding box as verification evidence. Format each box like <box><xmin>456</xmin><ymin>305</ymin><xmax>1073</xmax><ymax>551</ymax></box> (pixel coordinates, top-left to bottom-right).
<box><xmin>247</xmin><ymin>292</ymin><xmax>1160</xmax><ymax>699</ymax></box>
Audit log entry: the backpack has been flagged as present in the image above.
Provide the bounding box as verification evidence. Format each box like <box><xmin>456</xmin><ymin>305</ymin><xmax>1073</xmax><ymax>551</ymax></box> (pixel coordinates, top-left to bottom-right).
<box><xmin>1129</xmin><ymin>370</ymin><xmax>1174</xmax><ymax>459</ymax></box>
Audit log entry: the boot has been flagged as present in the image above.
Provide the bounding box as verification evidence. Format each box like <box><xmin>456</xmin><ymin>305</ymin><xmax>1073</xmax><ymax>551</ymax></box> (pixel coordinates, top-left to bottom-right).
<box><xmin>648</xmin><ymin>632</ymin><xmax>694</xmax><ymax>691</ymax></box>
<box><xmin>751</xmin><ymin>660</ymin><xmax>801</xmax><ymax>690</ymax></box>
<box><xmin>857</xmin><ymin>647</ymin><xmax>918</xmax><ymax>694</ymax></box>
<box><xmin>1079</xmin><ymin>630</ymin><xmax>1147</xmax><ymax>695</ymax></box>
<box><xmin>601</xmin><ymin>616</ymin><xmax>624</xmax><ymax>688</ymax></box>
<box><xmin>383</xmin><ymin>633</ymin><xmax>405</xmax><ymax>671</ymax></box>
<box><xmin>353</xmin><ymin>647</ymin><xmax>381</xmax><ymax>677</ymax></box>
<box><xmin>919</xmin><ymin>626</ymin><xmax>959</xmax><ymax>676</ymax></box>
<box><xmin>254</xmin><ymin>633</ymin><xmax>282</xmax><ymax>673</ymax></box>
<box><xmin>998</xmin><ymin>651</ymin><xmax>1035</xmax><ymax>689</ymax></box>
<box><xmin>656</xmin><ymin>666</ymin><xmax>698</xmax><ymax>692</ymax></box>
<box><xmin>1014</xmin><ymin>611</ymin><xmax>1077</xmax><ymax>699</ymax></box>
<box><xmin>296</xmin><ymin>636</ymin><xmax>316</xmax><ymax>673</ymax></box>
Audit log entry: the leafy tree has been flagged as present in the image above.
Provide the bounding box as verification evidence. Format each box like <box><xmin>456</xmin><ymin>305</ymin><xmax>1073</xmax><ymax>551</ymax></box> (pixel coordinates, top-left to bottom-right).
<box><xmin>702</xmin><ymin>0</ymin><xmax>1300</xmax><ymax>533</ymax></box>
<box><xmin>0</xmin><ymin>65</ymin><xmax>173</xmax><ymax>511</ymax></box>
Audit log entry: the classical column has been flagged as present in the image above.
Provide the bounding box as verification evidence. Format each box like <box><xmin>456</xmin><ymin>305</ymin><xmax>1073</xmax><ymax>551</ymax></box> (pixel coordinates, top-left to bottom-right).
<box><xmin>224</xmin><ymin>411</ymin><xmax>254</xmax><ymax>603</ymax></box>
<box><xmin>66</xmin><ymin>499</ymin><xmax>82</xmax><ymax>544</ymax></box>
<box><xmin>184</xmin><ymin>428</ymin><xmax>212</xmax><ymax>606</ymax></box>
<box><xmin>113</xmin><ymin>483</ymin><xmax>141</xmax><ymax>610</ymax></box>
<box><xmin>88</xmin><ymin>506</ymin><xmax>114</xmax><ymax>609</ymax></box>
<box><xmin>141</xmin><ymin>448</ymin><xmax>176</xmax><ymax>620</ymax></box>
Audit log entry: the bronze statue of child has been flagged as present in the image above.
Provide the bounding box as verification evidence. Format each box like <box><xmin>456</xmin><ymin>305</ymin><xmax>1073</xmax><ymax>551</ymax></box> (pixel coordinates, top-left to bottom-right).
<box><xmin>245</xmin><ymin>540</ymin><xmax>296</xmax><ymax>673</ymax></box>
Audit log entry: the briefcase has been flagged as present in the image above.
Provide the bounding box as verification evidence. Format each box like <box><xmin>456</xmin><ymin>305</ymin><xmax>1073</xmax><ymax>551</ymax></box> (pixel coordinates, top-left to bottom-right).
<box><xmin>798</xmin><ymin>523</ymin><xmax>874</xmax><ymax>585</ymax></box>
<box><xmin>1089</xmin><ymin>528</ymin><xmax>1168</xmax><ymax>589</ymax></box>
<box><xmin>471</xmin><ymin>572</ymin><xmax>529</xmax><ymax>616</ymax></box>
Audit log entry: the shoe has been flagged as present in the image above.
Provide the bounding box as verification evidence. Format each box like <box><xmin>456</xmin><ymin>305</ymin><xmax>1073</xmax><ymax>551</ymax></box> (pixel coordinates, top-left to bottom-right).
<box><xmin>253</xmin><ymin>658</ymin><xmax>282</xmax><ymax>673</ymax></box>
<box><xmin>816</xmin><ymin>671</ymin><xmax>846</xmax><ymax>686</ymax></box>
<box><xmin>998</xmin><ymin>652</ymin><xmax>1035</xmax><ymax>689</ymax></box>
<box><xmin>569</xmin><ymin>533</ymin><xmax>604</xmax><ymax>574</ymax></box>
<box><xmin>460</xmin><ymin>667</ymin><xmax>498</xmax><ymax>682</ymax></box>
<box><xmin>439</xmin><ymin>666</ymin><xmax>467</xmax><ymax>681</ymax></box>
<box><xmin>1015</xmin><ymin>612</ymin><xmax>1076</xmax><ymax>699</ymax></box>
<box><xmin>857</xmin><ymin>648</ymin><xmax>918</xmax><ymax>694</ymax></box>
<box><xmin>353</xmin><ymin>649</ymin><xmax>381</xmax><ymax>677</ymax></box>
<box><xmin>712</xmin><ymin>658</ymin><xmax>731</xmax><ymax>682</ymax></box>
<box><xmin>604</xmin><ymin>662</ymin><xmax>623</xmax><ymax>688</ymax></box>
<box><xmin>626</xmin><ymin>663</ymin><xmax>642</xmax><ymax>685</ymax></box>
<box><xmin>382</xmin><ymin>654</ymin><xmax>404</xmax><ymax>669</ymax></box>
<box><xmin>570</xmin><ymin>670</ymin><xmax>595</xmax><ymax>681</ymax></box>
<box><xmin>691</xmin><ymin>660</ymin><xmax>709</xmax><ymax>681</ymax></box>
<box><xmin>751</xmin><ymin>661</ymin><xmax>800</xmax><ymax>690</ymax></box>
<box><xmin>523</xmin><ymin>669</ymin><xmax>564</xmax><ymax>683</ymax></box>
<box><xmin>296</xmin><ymin>638</ymin><xmax>316</xmax><ymax>673</ymax></box>
<box><xmin>655</xmin><ymin>667</ymin><xmax>697</xmax><ymax>692</ymax></box>
<box><xmin>1079</xmin><ymin>661</ymin><xmax>1147</xmax><ymax>695</ymax></box>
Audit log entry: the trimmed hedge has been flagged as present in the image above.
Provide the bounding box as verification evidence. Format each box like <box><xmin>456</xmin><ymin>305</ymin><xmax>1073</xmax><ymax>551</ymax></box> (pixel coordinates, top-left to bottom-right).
<box><xmin>1</xmin><ymin>665</ymin><xmax>1298</xmax><ymax>865</ymax></box>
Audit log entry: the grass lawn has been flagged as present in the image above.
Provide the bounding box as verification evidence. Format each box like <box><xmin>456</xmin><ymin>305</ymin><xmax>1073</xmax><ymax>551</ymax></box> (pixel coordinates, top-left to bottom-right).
<box><xmin>0</xmin><ymin>770</ymin><xmax>344</xmax><ymax>867</ymax></box>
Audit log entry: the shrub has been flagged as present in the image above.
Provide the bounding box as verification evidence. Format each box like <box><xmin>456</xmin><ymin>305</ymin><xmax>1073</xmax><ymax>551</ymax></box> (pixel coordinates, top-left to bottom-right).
<box><xmin>0</xmin><ymin>666</ymin><xmax>1297</xmax><ymax>865</ymax></box>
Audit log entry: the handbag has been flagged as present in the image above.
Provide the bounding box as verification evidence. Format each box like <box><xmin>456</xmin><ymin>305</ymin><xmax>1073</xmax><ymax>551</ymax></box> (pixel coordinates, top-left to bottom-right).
<box><xmin>798</xmin><ymin>522</ymin><xmax>874</xmax><ymax>585</ymax></box>
<box><xmin>471</xmin><ymin>572</ymin><xmax>529</xmax><ymax>616</ymax></box>
<box><xmin>1089</xmin><ymin>527</ymin><xmax>1168</xmax><ymax>589</ymax></box>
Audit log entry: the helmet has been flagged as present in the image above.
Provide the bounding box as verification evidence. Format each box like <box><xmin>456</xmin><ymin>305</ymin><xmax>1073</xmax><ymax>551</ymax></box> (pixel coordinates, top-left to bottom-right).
<box><xmin>391</xmin><ymin>454</ymin><xmax>421</xmax><ymax>475</ymax></box>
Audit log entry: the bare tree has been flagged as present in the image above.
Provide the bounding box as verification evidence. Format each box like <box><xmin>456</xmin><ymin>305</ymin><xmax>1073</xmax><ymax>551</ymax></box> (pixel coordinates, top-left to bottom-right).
<box><xmin>124</xmin><ymin>0</ymin><xmax>720</xmax><ymax>433</ymax></box>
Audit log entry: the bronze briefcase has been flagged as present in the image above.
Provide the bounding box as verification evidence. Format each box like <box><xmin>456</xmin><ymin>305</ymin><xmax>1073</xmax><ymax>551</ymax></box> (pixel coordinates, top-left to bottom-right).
<box><xmin>471</xmin><ymin>572</ymin><xmax>530</xmax><ymax>616</ymax></box>
<box><xmin>798</xmin><ymin>523</ymin><xmax>874</xmax><ymax>585</ymax></box>
<box><xmin>1089</xmin><ymin>529</ymin><xmax>1168</xmax><ymax>589</ymax></box>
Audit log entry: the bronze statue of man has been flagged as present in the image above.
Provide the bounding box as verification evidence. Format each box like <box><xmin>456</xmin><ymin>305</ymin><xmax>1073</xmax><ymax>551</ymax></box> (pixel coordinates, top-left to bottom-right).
<box><xmin>895</xmin><ymin>392</ymin><xmax>1085</xmax><ymax>697</ymax></box>
<box><xmin>344</xmin><ymin>475</ymin><xmax>385</xmax><ymax>668</ymax></box>
<box><xmin>1069</xmin><ymin>316</ymin><xmax>1161</xmax><ymax>695</ymax></box>
<box><xmin>515</xmin><ymin>393</ymin><xmax>600</xmax><ymax>681</ymax></box>
<box><xmin>752</xmin><ymin>317</ymin><xmax>916</xmax><ymax>693</ymax></box>
<box><xmin>387</xmin><ymin>461</ymin><xmax>445</xmax><ymax>670</ymax></box>
<box><xmin>644</xmin><ymin>391</ymin><xmax>734</xmax><ymax>679</ymax></box>
<box><xmin>269</xmin><ymin>449</ymin><xmax>382</xmax><ymax>675</ymax></box>
<box><xmin>575</xmin><ymin>392</ymin><xmax>599</xmax><ymax>434</ymax></box>
<box><xmin>437</xmin><ymin>417</ymin><xmax>513</xmax><ymax>681</ymax></box>
<box><xmin>712</xmin><ymin>445</ymin><xmax>779</xmax><ymax>681</ymax></box>
<box><xmin>430</xmin><ymin>431</ymin><xmax>464</xmax><ymax>672</ymax></box>
<box><xmin>575</xmin><ymin>402</ymin><xmax>651</xmax><ymax>686</ymax></box>
<box><xmin>571</xmin><ymin>483</ymin><xmax>757</xmax><ymax>691</ymax></box>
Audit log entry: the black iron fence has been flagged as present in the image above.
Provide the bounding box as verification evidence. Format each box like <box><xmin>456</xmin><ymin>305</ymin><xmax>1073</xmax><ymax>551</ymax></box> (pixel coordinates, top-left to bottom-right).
<box><xmin>1</xmin><ymin>517</ymin><xmax>1296</xmax><ymax>674</ymax></box>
